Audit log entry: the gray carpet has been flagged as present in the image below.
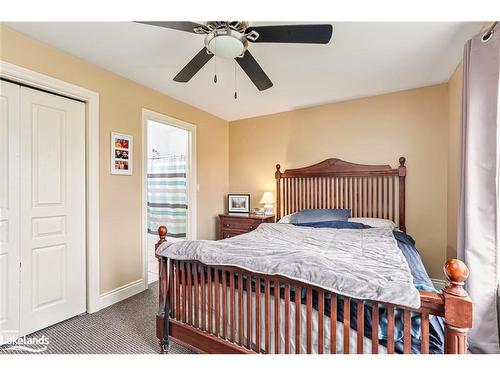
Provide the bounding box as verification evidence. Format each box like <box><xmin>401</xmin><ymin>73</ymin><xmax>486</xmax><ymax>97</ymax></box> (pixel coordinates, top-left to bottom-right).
<box><xmin>0</xmin><ymin>282</ymin><xmax>195</xmax><ymax>354</ymax></box>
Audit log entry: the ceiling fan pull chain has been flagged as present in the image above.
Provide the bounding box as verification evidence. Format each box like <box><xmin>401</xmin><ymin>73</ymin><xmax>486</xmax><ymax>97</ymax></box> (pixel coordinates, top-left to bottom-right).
<box><xmin>213</xmin><ymin>59</ymin><xmax>217</xmax><ymax>83</ymax></box>
<box><xmin>234</xmin><ymin>60</ymin><xmax>238</xmax><ymax>99</ymax></box>
<box><xmin>213</xmin><ymin>36</ymin><xmax>218</xmax><ymax>83</ymax></box>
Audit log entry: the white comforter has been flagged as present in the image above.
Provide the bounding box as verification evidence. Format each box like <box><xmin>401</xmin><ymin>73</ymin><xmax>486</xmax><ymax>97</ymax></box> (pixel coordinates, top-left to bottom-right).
<box><xmin>156</xmin><ymin>223</ymin><xmax>420</xmax><ymax>308</ymax></box>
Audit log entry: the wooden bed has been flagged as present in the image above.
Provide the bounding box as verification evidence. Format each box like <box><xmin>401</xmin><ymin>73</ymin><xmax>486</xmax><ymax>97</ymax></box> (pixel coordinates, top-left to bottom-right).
<box><xmin>155</xmin><ymin>157</ymin><xmax>473</xmax><ymax>354</ymax></box>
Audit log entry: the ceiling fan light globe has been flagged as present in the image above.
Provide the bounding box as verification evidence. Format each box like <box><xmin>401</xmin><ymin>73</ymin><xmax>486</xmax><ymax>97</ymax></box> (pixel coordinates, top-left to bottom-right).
<box><xmin>208</xmin><ymin>35</ymin><xmax>245</xmax><ymax>59</ymax></box>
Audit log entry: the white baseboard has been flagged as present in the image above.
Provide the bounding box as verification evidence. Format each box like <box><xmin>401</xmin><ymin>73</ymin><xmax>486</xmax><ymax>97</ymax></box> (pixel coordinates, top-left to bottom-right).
<box><xmin>431</xmin><ymin>278</ymin><xmax>446</xmax><ymax>291</ymax></box>
<box><xmin>96</xmin><ymin>279</ymin><xmax>146</xmax><ymax>312</ymax></box>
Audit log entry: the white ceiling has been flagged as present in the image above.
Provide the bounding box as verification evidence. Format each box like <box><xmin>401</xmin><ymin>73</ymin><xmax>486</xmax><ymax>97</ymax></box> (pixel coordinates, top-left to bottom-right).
<box><xmin>5</xmin><ymin>22</ymin><xmax>483</xmax><ymax>121</ymax></box>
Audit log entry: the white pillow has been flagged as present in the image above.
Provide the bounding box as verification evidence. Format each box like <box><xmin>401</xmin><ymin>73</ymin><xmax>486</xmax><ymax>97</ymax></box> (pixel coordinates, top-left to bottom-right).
<box><xmin>277</xmin><ymin>214</ymin><xmax>293</xmax><ymax>224</ymax></box>
<box><xmin>348</xmin><ymin>217</ymin><xmax>397</xmax><ymax>229</ymax></box>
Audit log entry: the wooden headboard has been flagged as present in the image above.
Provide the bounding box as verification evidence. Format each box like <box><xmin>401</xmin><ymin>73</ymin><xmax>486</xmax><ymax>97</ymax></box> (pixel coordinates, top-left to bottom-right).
<box><xmin>275</xmin><ymin>157</ymin><xmax>407</xmax><ymax>232</ymax></box>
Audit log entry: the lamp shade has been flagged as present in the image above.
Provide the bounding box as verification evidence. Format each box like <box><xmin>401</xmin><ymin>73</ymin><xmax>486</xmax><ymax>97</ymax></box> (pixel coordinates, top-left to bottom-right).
<box><xmin>260</xmin><ymin>192</ymin><xmax>275</xmax><ymax>205</ymax></box>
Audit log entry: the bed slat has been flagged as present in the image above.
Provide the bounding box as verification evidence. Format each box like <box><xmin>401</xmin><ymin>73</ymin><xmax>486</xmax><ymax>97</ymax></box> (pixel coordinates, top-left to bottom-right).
<box><xmin>230</xmin><ymin>271</ymin><xmax>235</xmax><ymax>342</ymax></box>
<box><xmin>368</xmin><ymin>178</ymin><xmax>375</xmax><ymax>217</ymax></box>
<box><xmin>222</xmin><ymin>270</ymin><xmax>227</xmax><ymax>339</ymax></box>
<box><xmin>363</xmin><ymin>175</ymin><xmax>367</xmax><ymax>216</ymax></box>
<box><xmin>382</xmin><ymin>176</ymin><xmax>386</xmax><ymax>219</ymax></box>
<box><xmin>182</xmin><ymin>262</ymin><xmax>187</xmax><ymax>323</ymax></box>
<box><xmin>421</xmin><ymin>313</ymin><xmax>429</xmax><ymax>354</ymax></box>
<box><xmin>255</xmin><ymin>277</ymin><xmax>261</xmax><ymax>352</ymax></box>
<box><xmin>339</xmin><ymin>178</ymin><xmax>346</xmax><ymax>208</ymax></box>
<box><xmin>343</xmin><ymin>296</ymin><xmax>350</xmax><ymax>354</ymax></box>
<box><xmin>187</xmin><ymin>262</ymin><xmax>192</xmax><ymax>325</ymax></box>
<box><xmin>301</xmin><ymin>178</ymin><xmax>305</xmax><ymax>212</ymax></box>
<box><xmin>208</xmin><ymin>267</ymin><xmax>213</xmax><ymax>333</ymax></box>
<box><xmin>330</xmin><ymin>293</ymin><xmax>337</xmax><ymax>354</ymax></box>
<box><xmin>175</xmin><ymin>260</ymin><xmax>180</xmax><ymax>321</ymax></box>
<box><xmin>318</xmin><ymin>290</ymin><xmax>324</xmax><ymax>354</ymax></box>
<box><xmin>356</xmin><ymin>177</ymin><xmax>360</xmax><ymax>215</ymax></box>
<box><xmin>194</xmin><ymin>263</ymin><xmax>199</xmax><ymax>327</ymax></box>
<box><xmin>295</xmin><ymin>286</ymin><xmax>301</xmax><ymax>354</ymax></box>
<box><xmin>372</xmin><ymin>302</ymin><xmax>379</xmax><ymax>354</ymax></box>
<box><xmin>403</xmin><ymin>309</ymin><xmax>411</xmax><ymax>354</ymax></box>
<box><xmin>357</xmin><ymin>299</ymin><xmax>364</xmax><ymax>354</ymax></box>
<box><xmin>322</xmin><ymin>177</ymin><xmax>326</xmax><ymax>208</ymax></box>
<box><xmin>214</xmin><ymin>269</ymin><xmax>220</xmax><ymax>337</ymax></box>
<box><xmin>200</xmin><ymin>265</ymin><xmax>205</xmax><ymax>330</ymax></box>
<box><xmin>306</xmin><ymin>288</ymin><xmax>312</xmax><ymax>354</ymax></box>
<box><xmin>246</xmin><ymin>274</ymin><xmax>252</xmax><ymax>349</ymax></box>
<box><xmin>285</xmin><ymin>178</ymin><xmax>291</xmax><ymax>215</ymax></box>
<box><xmin>294</xmin><ymin>178</ymin><xmax>298</xmax><ymax>213</ymax></box>
<box><xmin>284</xmin><ymin>284</ymin><xmax>290</xmax><ymax>354</ymax></box>
<box><xmin>265</xmin><ymin>279</ymin><xmax>271</xmax><ymax>353</ymax></box>
<box><xmin>274</xmin><ymin>278</ymin><xmax>280</xmax><ymax>353</ymax></box>
<box><xmin>169</xmin><ymin>259</ymin><xmax>174</xmax><ymax>318</ymax></box>
<box><xmin>387</xmin><ymin>305</ymin><xmax>395</xmax><ymax>354</ymax></box>
<box><xmin>316</xmin><ymin>177</ymin><xmax>319</xmax><ymax>208</ymax></box>
<box><xmin>359</xmin><ymin>177</ymin><xmax>363</xmax><ymax>216</ymax></box>
<box><xmin>391</xmin><ymin>177</ymin><xmax>396</xmax><ymax>222</ymax></box>
<box><xmin>238</xmin><ymin>273</ymin><xmax>243</xmax><ymax>346</ymax></box>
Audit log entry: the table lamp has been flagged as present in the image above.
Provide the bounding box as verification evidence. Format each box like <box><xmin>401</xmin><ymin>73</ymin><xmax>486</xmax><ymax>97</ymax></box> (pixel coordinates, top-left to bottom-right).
<box><xmin>260</xmin><ymin>192</ymin><xmax>275</xmax><ymax>215</ymax></box>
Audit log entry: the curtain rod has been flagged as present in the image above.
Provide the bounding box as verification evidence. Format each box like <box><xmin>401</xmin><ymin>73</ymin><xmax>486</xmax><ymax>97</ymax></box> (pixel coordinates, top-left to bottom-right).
<box><xmin>149</xmin><ymin>154</ymin><xmax>186</xmax><ymax>160</ymax></box>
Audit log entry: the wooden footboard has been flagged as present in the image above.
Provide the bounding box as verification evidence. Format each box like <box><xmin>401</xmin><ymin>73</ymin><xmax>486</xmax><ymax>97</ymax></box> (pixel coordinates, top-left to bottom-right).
<box><xmin>154</xmin><ymin>226</ymin><xmax>472</xmax><ymax>354</ymax></box>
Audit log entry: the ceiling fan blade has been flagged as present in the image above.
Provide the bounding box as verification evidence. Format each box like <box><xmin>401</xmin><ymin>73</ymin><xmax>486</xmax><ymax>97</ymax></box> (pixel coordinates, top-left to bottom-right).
<box><xmin>236</xmin><ymin>50</ymin><xmax>273</xmax><ymax>91</ymax></box>
<box><xmin>173</xmin><ymin>48</ymin><xmax>214</xmax><ymax>82</ymax></box>
<box><xmin>246</xmin><ymin>24</ymin><xmax>333</xmax><ymax>44</ymax></box>
<box><xmin>135</xmin><ymin>21</ymin><xmax>204</xmax><ymax>33</ymax></box>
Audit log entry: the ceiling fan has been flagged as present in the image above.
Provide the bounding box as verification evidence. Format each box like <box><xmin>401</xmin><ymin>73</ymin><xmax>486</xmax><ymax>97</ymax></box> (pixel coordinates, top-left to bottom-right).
<box><xmin>136</xmin><ymin>21</ymin><xmax>333</xmax><ymax>91</ymax></box>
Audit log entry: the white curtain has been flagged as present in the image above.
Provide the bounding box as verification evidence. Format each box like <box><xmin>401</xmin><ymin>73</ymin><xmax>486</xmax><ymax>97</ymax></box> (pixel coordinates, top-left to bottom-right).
<box><xmin>457</xmin><ymin>25</ymin><xmax>500</xmax><ymax>354</ymax></box>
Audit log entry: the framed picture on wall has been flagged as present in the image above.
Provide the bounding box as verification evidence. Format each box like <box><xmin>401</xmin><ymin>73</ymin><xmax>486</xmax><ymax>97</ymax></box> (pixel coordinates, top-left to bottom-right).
<box><xmin>227</xmin><ymin>194</ymin><xmax>250</xmax><ymax>214</ymax></box>
<box><xmin>111</xmin><ymin>132</ymin><xmax>133</xmax><ymax>175</ymax></box>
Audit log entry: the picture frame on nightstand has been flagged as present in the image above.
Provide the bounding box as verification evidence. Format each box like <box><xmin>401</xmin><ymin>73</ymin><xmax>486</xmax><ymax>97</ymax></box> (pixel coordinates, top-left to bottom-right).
<box><xmin>227</xmin><ymin>194</ymin><xmax>250</xmax><ymax>214</ymax></box>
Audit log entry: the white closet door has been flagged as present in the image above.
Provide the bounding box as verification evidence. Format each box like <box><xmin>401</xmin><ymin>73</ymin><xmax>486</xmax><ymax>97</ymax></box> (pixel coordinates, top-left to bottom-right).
<box><xmin>0</xmin><ymin>81</ymin><xmax>21</xmax><ymax>344</ymax></box>
<box><xmin>19</xmin><ymin>86</ymin><xmax>86</xmax><ymax>335</ymax></box>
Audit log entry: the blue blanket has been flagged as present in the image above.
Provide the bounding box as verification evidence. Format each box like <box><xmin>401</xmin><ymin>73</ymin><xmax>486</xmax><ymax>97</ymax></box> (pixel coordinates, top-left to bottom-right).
<box><xmin>293</xmin><ymin>221</ymin><xmax>445</xmax><ymax>354</ymax></box>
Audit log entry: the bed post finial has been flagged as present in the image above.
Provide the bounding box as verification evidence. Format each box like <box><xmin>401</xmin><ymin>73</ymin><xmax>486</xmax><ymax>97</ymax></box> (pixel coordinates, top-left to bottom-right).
<box><xmin>443</xmin><ymin>259</ymin><xmax>470</xmax><ymax>297</ymax></box>
<box><xmin>442</xmin><ymin>259</ymin><xmax>472</xmax><ymax>354</ymax></box>
<box><xmin>155</xmin><ymin>226</ymin><xmax>168</xmax><ymax>251</ymax></box>
<box><xmin>275</xmin><ymin>164</ymin><xmax>282</xmax><ymax>220</ymax></box>
<box><xmin>397</xmin><ymin>157</ymin><xmax>406</xmax><ymax>232</ymax></box>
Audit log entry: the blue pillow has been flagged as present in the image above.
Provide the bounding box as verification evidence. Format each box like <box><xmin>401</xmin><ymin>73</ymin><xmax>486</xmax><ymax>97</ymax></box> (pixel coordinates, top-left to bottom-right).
<box><xmin>289</xmin><ymin>209</ymin><xmax>351</xmax><ymax>224</ymax></box>
<box><xmin>294</xmin><ymin>220</ymin><xmax>368</xmax><ymax>229</ymax></box>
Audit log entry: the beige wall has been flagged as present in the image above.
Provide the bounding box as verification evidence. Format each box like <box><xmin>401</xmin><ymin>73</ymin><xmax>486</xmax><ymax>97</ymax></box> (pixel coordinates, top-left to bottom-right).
<box><xmin>447</xmin><ymin>64</ymin><xmax>463</xmax><ymax>260</ymax></box>
<box><xmin>229</xmin><ymin>85</ymin><xmax>449</xmax><ymax>279</ymax></box>
<box><xmin>0</xmin><ymin>25</ymin><xmax>229</xmax><ymax>294</ymax></box>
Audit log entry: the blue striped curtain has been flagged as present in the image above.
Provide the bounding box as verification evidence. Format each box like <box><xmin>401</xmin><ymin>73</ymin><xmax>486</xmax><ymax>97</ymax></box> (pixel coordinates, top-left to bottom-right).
<box><xmin>147</xmin><ymin>155</ymin><xmax>187</xmax><ymax>238</ymax></box>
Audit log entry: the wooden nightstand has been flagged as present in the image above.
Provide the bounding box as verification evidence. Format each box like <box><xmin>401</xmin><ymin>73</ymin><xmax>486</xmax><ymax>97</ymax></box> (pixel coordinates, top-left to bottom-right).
<box><xmin>218</xmin><ymin>214</ymin><xmax>275</xmax><ymax>240</ymax></box>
